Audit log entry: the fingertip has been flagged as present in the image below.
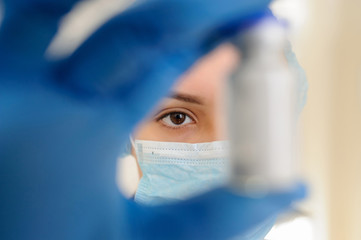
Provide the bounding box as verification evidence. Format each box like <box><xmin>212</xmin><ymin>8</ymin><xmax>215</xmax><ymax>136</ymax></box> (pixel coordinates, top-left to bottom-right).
<box><xmin>293</xmin><ymin>181</ymin><xmax>308</xmax><ymax>200</ymax></box>
<box><xmin>269</xmin><ymin>182</ymin><xmax>308</xmax><ymax>204</ymax></box>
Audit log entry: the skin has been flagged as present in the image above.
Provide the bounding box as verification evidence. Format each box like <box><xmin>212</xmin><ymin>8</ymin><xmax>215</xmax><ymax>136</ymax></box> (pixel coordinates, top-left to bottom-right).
<box><xmin>133</xmin><ymin>44</ymin><xmax>240</xmax><ymax>144</ymax></box>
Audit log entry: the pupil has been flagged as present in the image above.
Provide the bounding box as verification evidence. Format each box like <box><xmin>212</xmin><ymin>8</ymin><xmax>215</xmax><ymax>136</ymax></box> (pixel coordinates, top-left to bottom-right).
<box><xmin>170</xmin><ymin>113</ymin><xmax>185</xmax><ymax>125</ymax></box>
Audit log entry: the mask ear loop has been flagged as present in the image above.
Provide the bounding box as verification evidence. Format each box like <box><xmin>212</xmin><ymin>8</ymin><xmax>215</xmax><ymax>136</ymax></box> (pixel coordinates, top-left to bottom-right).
<box><xmin>129</xmin><ymin>135</ymin><xmax>143</xmax><ymax>183</ymax></box>
<box><xmin>129</xmin><ymin>135</ymin><xmax>136</xmax><ymax>150</ymax></box>
<box><xmin>116</xmin><ymin>135</ymin><xmax>141</xmax><ymax>198</ymax></box>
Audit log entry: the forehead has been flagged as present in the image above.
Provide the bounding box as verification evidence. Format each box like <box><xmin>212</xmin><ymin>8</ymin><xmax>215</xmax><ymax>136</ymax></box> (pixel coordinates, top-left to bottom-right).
<box><xmin>172</xmin><ymin>44</ymin><xmax>239</xmax><ymax>101</ymax></box>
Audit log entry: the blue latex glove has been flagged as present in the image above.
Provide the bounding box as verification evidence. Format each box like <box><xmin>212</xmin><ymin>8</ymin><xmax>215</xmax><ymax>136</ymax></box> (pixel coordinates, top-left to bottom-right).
<box><xmin>0</xmin><ymin>0</ymin><xmax>306</xmax><ymax>239</ymax></box>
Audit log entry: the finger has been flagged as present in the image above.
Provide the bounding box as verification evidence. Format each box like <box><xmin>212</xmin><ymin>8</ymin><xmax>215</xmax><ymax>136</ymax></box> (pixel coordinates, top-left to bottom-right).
<box><xmin>126</xmin><ymin>183</ymin><xmax>307</xmax><ymax>240</ymax></box>
<box><xmin>54</xmin><ymin>0</ymin><xmax>271</xmax><ymax>127</ymax></box>
<box><xmin>0</xmin><ymin>0</ymin><xmax>83</xmax><ymax>73</ymax></box>
<box><xmin>189</xmin><ymin>183</ymin><xmax>307</xmax><ymax>239</ymax></box>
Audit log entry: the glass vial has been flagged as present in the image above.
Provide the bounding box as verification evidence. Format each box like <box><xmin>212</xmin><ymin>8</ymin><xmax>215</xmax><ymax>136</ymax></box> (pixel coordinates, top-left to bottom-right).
<box><xmin>227</xmin><ymin>18</ymin><xmax>297</xmax><ymax>195</ymax></box>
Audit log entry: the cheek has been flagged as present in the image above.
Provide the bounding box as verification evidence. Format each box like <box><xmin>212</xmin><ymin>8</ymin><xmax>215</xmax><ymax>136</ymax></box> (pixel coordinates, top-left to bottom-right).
<box><xmin>196</xmin><ymin>113</ymin><xmax>226</xmax><ymax>142</ymax></box>
<box><xmin>133</xmin><ymin>121</ymin><xmax>164</xmax><ymax>141</ymax></box>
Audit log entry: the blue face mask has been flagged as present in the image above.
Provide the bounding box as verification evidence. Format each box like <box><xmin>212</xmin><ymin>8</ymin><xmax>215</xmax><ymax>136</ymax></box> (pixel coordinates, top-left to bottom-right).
<box><xmin>133</xmin><ymin>139</ymin><xmax>275</xmax><ymax>240</ymax></box>
<box><xmin>134</xmin><ymin>140</ymin><xmax>229</xmax><ymax>205</ymax></box>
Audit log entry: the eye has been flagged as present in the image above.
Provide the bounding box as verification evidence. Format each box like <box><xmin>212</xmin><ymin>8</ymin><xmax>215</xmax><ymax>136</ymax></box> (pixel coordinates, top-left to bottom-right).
<box><xmin>160</xmin><ymin>112</ymin><xmax>194</xmax><ymax>127</ymax></box>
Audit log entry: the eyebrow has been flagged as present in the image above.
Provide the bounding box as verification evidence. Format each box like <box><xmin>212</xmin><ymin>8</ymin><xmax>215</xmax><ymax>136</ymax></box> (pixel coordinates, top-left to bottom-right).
<box><xmin>168</xmin><ymin>93</ymin><xmax>204</xmax><ymax>105</ymax></box>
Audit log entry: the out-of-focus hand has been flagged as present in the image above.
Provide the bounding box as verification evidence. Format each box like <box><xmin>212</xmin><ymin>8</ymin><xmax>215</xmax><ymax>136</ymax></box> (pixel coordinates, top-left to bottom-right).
<box><xmin>127</xmin><ymin>184</ymin><xmax>306</xmax><ymax>239</ymax></box>
<box><xmin>0</xmin><ymin>0</ymin><xmax>305</xmax><ymax>239</ymax></box>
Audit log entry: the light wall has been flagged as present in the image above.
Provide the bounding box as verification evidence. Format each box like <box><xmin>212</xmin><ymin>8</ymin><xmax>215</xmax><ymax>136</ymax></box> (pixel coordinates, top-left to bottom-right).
<box><xmin>294</xmin><ymin>0</ymin><xmax>361</xmax><ymax>239</ymax></box>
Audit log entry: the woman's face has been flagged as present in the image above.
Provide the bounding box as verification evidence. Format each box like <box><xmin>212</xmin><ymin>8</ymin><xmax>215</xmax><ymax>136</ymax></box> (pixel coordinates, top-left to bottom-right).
<box><xmin>133</xmin><ymin>44</ymin><xmax>239</xmax><ymax>143</ymax></box>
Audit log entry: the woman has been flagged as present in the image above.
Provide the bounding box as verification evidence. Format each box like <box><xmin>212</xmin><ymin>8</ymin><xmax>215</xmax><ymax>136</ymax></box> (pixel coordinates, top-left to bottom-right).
<box><xmin>132</xmin><ymin>44</ymin><xmax>236</xmax><ymax>204</ymax></box>
<box><xmin>118</xmin><ymin>39</ymin><xmax>307</xmax><ymax>197</ymax></box>
<box><xmin>118</xmin><ymin>39</ymin><xmax>307</xmax><ymax>239</ymax></box>
<box><xmin>118</xmin><ymin>44</ymin><xmax>237</xmax><ymax>201</ymax></box>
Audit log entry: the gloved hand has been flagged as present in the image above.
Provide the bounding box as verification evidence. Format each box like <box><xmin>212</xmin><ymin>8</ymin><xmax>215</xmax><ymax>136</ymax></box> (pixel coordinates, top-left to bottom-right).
<box><xmin>0</xmin><ymin>0</ymin><xmax>305</xmax><ymax>239</ymax></box>
<box><xmin>126</xmin><ymin>184</ymin><xmax>306</xmax><ymax>240</ymax></box>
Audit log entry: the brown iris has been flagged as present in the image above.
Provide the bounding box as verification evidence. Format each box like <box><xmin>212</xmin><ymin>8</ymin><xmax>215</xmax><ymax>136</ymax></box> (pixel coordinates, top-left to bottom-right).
<box><xmin>169</xmin><ymin>112</ymin><xmax>186</xmax><ymax>125</ymax></box>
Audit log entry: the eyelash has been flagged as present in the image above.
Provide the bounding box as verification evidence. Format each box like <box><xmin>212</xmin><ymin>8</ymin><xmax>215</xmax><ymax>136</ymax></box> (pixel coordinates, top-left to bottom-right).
<box><xmin>157</xmin><ymin>111</ymin><xmax>195</xmax><ymax>129</ymax></box>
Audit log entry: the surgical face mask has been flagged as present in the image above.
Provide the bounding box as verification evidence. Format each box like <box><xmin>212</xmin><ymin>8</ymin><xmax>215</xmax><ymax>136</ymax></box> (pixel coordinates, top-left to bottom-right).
<box><xmin>132</xmin><ymin>139</ymin><xmax>275</xmax><ymax>240</ymax></box>
<box><xmin>133</xmin><ymin>139</ymin><xmax>229</xmax><ymax>205</ymax></box>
